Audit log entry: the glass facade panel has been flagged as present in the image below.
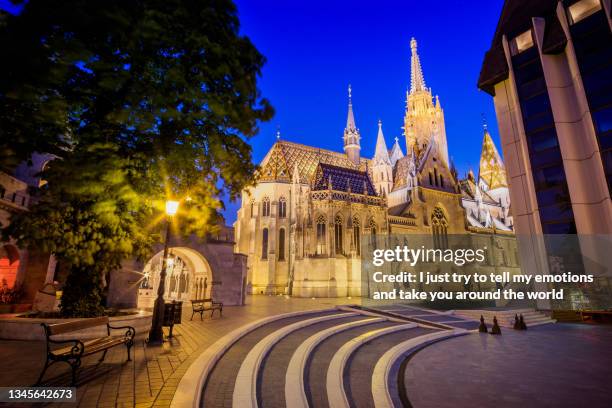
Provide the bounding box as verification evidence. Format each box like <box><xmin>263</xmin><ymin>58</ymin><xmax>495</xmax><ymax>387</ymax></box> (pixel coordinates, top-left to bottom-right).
<box><xmin>511</xmin><ymin>47</ymin><xmax>576</xmax><ymax>233</ymax></box>
<box><xmin>570</xmin><ymin>10</ymin><xmax>612</xmax><ymax>194</ymax></box>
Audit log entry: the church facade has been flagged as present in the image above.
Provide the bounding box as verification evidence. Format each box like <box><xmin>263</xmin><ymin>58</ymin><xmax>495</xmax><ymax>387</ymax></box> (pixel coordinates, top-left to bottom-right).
<box><xmin>234</xmin><ymin>38</ymin><xmax>519</xmax><ymax>298</ymax></box>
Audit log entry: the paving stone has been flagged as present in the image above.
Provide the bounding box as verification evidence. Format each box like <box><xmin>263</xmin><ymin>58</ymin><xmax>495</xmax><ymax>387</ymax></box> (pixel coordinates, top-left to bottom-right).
<box><xmin>0</xmin><ymin>296</ymin><xmax>357</xmax><ymax>407</ymax></box>
<box><xmin>403</xmin><ymin>324</ymin><xmax>612</xmax><ymax>408</ymax></box>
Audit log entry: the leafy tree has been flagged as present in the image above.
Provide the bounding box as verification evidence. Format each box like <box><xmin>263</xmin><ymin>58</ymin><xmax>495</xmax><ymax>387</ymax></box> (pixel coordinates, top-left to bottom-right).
<box><xmin>1</xmin><ymin>0</ymin><xmax>273</xmax><ymax>316</ymax></box>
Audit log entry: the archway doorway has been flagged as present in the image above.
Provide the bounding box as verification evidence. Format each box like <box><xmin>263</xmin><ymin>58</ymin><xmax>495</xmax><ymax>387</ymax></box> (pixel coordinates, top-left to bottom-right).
<box><xmin>137</xmin><ymin>247</ymin><xmax>213</xmax><ymax>310</ymax></box>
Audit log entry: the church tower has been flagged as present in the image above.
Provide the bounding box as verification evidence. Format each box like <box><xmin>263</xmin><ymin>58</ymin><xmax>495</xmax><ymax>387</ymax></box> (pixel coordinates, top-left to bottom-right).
<box><xmin>478</xmin><ymin>124</ymin><xmax>510</xmax><ymax>208</ymax></box>
<box><xmin>372</xmin><ymin>120</ymin><xmax>393</xmax><ymax>196</ymax></box>
<box><xmin>403</xmin><ymin>38</ymin><xmax>449</xmax><ymax>164</ymax></box>
<box><xmin>343</xmin><ymin>85</ymin><xmax>361</xmax><ymax>165</ymax></box>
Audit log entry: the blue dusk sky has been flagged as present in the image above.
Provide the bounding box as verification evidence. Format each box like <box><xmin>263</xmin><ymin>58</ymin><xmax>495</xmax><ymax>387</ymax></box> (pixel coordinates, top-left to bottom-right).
<box><xmin>227</xmin><ymin>0</ymin><xmax>505</xmax><ymax>222</ymax></box>
<box><xmin>0</xmin><ymin>0</ymin><xmax>506</xmax><ymax>224</ymax></box>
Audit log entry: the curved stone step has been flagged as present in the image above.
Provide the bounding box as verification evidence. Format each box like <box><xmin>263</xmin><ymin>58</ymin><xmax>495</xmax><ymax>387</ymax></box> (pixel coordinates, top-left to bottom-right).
<box><xmin>233</xmin><ymin>312</ymin><xmax>356</xmax><ymax>408</ymax></box>
<box><xmin>371</xmin><ymin>329</ymin><xmax>468</xmax><ymax>408</ymax></box>
<box><xmin>326</xmin><ymin>323</ymin><xmax>417</xmax><ymax>408</ymax></box>
<box><xmin>306</xmin><ymin>321</ymin><xmax>398</xmax><ymax>408</ymax></box>
<box><xmin>284</xmin><ymin>317</ymin><xmax>385</xmax><ymax>408</ymax></box>
<box><xmin>344</xmin><ymin>326</ymin><xmax>436</xmax><ymax>408</ymax></box>
<box><xmin>173</xmin><ymin>308</ymin><xmax>341</xmax><ymax>408</ymax></box>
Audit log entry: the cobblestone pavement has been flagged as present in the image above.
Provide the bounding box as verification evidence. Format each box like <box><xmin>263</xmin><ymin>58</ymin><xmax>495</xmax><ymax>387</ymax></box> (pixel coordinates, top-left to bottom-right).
<box><xmin>403</xmin><ymin>323</ymin><xmax>612</xmax><ymax>408</ymax></box>
<box><xmin>0</xmin><ymin>296</ymin><xmax>358</xmax><ymax>408</ymax></box>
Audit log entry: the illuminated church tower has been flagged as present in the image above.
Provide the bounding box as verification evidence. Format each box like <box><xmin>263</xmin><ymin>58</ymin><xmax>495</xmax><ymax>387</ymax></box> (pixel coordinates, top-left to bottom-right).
<box><xmin>403</xmin><ymin>38</ymin><xmax>449</xmax><ymax>165</ymax></box>
<box><xmin>478</xmin><ymin>124</ymin><xmax>510</xmax><ymax>209</ymax></box>
<box><xmin>343</xmin><ymin>85</ymin><xmax>361</xmax><ymax>165</ymax></box>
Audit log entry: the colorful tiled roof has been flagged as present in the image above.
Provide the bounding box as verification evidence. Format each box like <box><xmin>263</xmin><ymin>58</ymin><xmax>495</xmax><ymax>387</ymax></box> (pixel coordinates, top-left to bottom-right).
<box><xmin>312</xmin><ymin>163</ymin><xmax>377</xmax><ymax>195</ymax></box>
<box><xmin>258</xmin><ymin>140</ymin><xmax>371</xmax><ymax>183</ymax></box>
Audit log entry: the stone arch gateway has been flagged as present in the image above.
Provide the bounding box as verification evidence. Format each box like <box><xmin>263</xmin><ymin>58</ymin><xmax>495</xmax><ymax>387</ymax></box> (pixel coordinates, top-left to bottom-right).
<box><xmin>107</xmin><ymin>237</ymin><xmax>247</xmax><ymax>309</ymax></box>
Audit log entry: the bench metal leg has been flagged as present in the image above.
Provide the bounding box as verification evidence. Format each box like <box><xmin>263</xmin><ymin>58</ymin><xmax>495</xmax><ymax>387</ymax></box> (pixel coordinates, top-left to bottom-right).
<box><xmin>68</xmin><ymin>359</ymin><xmax>81</xmax><ymax>386</ymax></box>
<box><xmin>98</xmin><ymin>349</ymin><xmax>108</xmax><ymax>363</ymax></box>
<box><xmin>126</xmin><ymin>340</ymin><xmax>133</xmax><ymax>361</ymax></box>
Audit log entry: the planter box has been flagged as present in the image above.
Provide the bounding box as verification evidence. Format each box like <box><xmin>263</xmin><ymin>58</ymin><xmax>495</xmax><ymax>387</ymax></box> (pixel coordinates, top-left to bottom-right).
<box><xmin>0</xmin><ymin>311</ymin><xmax>152</xmax><ymax>341</ymax></box>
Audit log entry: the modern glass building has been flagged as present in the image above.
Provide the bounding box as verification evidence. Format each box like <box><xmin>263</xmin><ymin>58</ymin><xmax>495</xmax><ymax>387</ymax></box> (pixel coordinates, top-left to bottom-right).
<box><xmin>478</xmin><ymin>0</ymin><xmax>611</xmax><ymax>236</ymax></box>
<box><xmin>478</xmin><ymin>0</ymin><xmax>612</xmax><ymax>309</ymax></box>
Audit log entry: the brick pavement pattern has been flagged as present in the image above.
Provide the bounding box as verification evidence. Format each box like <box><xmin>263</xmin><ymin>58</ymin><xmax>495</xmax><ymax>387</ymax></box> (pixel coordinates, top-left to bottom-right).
<box><xmin>0</xmin><ymin>296</ymin><xmax>357</xmax><ymax>408</ymax></box>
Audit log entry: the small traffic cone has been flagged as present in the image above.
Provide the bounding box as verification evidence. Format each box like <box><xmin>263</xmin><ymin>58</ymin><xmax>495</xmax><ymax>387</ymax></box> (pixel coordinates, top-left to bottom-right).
<box><xmin>513</xmin><ymin>314</ymin><xmax>520</xmax><ymax>330</ymax></box>
<box><xmin>490</xmin><ymin>316</ymin><xmax>502</xmax><ymax>335</ymax></box>
<box><xmin>478</xmin><ymin>315</ymin><xmax>488</xmax><ymax>333</ymax></box>
<box><xmin>519</xmin><ymin>314</ymin><xmax>527</xmax><ymax>330</ymax></box>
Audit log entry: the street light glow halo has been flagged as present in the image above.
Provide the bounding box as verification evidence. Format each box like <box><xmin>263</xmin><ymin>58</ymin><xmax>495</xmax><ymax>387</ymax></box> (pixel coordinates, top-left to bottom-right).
<box><xmin>165</xmin><ymin>200</ymin><xmax>179</xmax><ymax>216</ymax></box>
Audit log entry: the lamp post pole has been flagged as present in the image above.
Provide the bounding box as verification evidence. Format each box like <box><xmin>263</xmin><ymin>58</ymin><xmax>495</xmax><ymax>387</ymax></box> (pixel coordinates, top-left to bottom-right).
<box><xmin>148</xmin><ymin>200</ymin><xmax>179</xmax><ymax>344</ymax></box>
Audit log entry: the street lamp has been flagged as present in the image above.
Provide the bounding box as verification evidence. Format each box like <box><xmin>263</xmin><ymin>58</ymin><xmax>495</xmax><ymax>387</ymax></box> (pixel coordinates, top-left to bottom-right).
<box><xmin>148</xmin><ymin>200</ymin><xmax>180</xmax><ymax>344</ymax></box>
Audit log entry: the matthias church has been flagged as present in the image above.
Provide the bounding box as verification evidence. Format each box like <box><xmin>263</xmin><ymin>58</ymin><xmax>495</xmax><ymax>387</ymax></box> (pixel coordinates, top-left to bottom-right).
<box><xmin>234</xmin><ymin>38</ymin><xmax>519</xmax><ymax>297</ymax></box>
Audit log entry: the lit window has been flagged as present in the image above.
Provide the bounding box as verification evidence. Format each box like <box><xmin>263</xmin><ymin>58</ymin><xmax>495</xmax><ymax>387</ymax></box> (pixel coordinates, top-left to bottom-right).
<box><xmin>262</xmin><ymin>197</ymin><xmax>270</xmax><ymax>217</ymax></box>
<box><xmin>510</xmin><ymin>30</ymin><xmax>534</xmax><ymax>55</ymax></box>
<box><xmin>279</xmin><ymin>197</ymin><xmax>287</xmax><ymax>218</ymax></box>
<box><xmin>568</xmin><ymin>0</ymin><xmax>601</xmax><ymax>24</ymax></box>
<box><xmin>316</xmin><ymin>215</ymin><xmax>326</xmax><ymax>255</ymax></box>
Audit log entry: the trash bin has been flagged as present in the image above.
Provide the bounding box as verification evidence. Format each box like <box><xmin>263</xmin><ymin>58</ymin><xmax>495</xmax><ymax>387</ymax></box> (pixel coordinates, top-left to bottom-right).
<box><xmin>162</xmin><ymin>301</ymin><xmax>182</xmax><ymax>338</ymax></box>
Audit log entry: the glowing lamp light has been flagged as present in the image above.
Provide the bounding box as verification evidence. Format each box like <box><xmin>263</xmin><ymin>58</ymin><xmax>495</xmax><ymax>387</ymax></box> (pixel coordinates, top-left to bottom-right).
<box><xmin>165</xmin><ymin>200</ymin><xmax>179</xmax><ymax>216</ymax></box>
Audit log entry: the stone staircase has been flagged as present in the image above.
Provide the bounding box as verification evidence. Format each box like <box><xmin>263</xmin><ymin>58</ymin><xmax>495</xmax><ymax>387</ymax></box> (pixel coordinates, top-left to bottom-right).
<box><xmin>452</xmin><ymin>308</ymin><xmax>556</xmax><ymax>328</ymax></box>
<box><xmin>174</xmin><ymin>305</ymin><xmax>468</xmax><ymax>408</ymax></box>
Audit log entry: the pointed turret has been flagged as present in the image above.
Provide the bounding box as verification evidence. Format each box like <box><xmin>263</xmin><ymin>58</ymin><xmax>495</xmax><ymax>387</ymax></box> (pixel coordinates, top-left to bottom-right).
<box><xmin>478</xmin><ymin>126</ymin><xmax>507</xmax><ymax>191</ymax></box>
<box><xmin>373</xmin><ymin>120</ymin><xmax>390</xmax><ymax>164</ymax></box>
<box><xmin>389</xmin><ymin>137</ymin><xmax>404</xmax><ymax>167</ymax></box>
<box><xmin>343</xmin><ymin>84</ymin><xmax>361</xmax><ymax>165</ymax></box>
<box><xmin>410</xmin><ymin>38</ymin><xmax>426</xmax><ymax>94</ymax></box>
<box><xmin>478</xmin><ymin>123</ymin><xmax>511</xmax><ymax>210</ymax></box>
<box><xmin>372</xmin><ymin>120</ymin><xmax>393</xmax><ymax>196</ymax></box>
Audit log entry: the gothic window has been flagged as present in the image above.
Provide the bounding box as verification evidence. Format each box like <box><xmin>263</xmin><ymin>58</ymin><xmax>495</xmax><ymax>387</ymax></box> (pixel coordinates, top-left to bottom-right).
<box><xmin>369</xmin><ymin>218</ymin><xmax>378</xmax><ymax>249</ymax></box>
<box><xmin>262</xmin><ymin>197</ymin><xmax>271</xmax><ymax>217</ymax></box>
<box><xmin>429</xmin><ymin>172</ymin><xmax>433</xmax><ymax>185</ymax></box>
<box><xmin>279</xmin><ymin>197</ymin><xmax>287</xmax><ymax>218</ymax></box>
<box><xmin>431</xmin><ymin>207</ymin><xmax>448</xmax><ymax>249</ymax></box>
<box><xmin>262</xmin><ymin>228</ymin><xmax>269</xmax><ymax>259</ymax></box>
<box><xmin>279</xmin><ymin>228</ymin><xmax>286</xmax><ymax>261</ymax></box>
<box><xmin>316</xmin><ymin>215</ymin><xmax>326</xmax><ymax>255</ymax></box>
<box><xmin>352</xmin><ymin>217</ymin><xmax>361</xmax><ymax>255</ymax></box>
<box><xmin>250</xmin><ymin>199</ymin><xmax>255</xmax><ymax>217</ymax></box>
<box><xmin>334</xmin><ymin>215</ymin><xmax>343</xmax><ymax>255</ymax></box>
<box><xmin>440</xmin><ymin>175</ymin><xmax>444</xmax><ymax>188</ymax></box>
<box><xmin>434</xmin><ymin>168</ymin><xmax>439</xmax><ymax>186</ymax></box>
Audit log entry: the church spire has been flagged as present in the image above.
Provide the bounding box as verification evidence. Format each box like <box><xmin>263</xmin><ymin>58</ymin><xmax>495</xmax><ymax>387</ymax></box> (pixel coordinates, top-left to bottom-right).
<box><xmin>389</xmin><ymin>136</ymin><xmax>404</xmax><ymax>167</ymax></box>
<box><xmin>410</xmin><ymin>37</ymin><xmax>426</xmax><ymax>93</ymax></box>
<box><xmin>373</xmin><ymin>120</ymin><xmax>390</xmax><ymax>164</ymax></box>
<box><xmin>346</xmin><ymin>84</ymin><xmax>356</xmax><ymax>130</ymax></box>
<box><xmin>478</xmin><ymin>126</ymin><xmax>507</xmax><ymax>190</ymax></box>
<box><xmin>343</xmin><ymin>84</ymin><xmax>361</xmax><ymax>165</ymax></box>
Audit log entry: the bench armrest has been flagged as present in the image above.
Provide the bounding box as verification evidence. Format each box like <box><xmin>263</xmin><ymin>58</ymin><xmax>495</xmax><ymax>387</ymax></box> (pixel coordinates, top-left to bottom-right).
<box><xmin>48</xmin><ymin>338</ymin><xmax>86</xmax><ymax>358</ymax></box>
<box><xmin>107</xmin><ymin>323</ymin><xmax>136</xmax><ymax>341</ymax></box>
<box><xmin>212</xmin><ymin>301</ymin><xmax>223</xmax><ymax>306</ymax></box>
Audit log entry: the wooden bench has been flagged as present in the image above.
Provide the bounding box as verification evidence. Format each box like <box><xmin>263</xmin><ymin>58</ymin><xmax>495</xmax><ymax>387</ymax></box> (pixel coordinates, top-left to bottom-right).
<box><xmin>37</xmin><ymin>316</ymin><xmax>135</xmax><ymax>386</ymax></box>
<box><xmin>190</xmin><ymin>298</ymin><xmax>223</xmax><ymax>320</ymax></box>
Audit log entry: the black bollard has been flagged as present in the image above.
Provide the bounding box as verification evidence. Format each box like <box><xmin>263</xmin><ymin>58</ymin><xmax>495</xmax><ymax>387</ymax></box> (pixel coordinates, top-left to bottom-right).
<box><xmin>519</xmin><ymin>314</ymin><xmax>527</xmax><ymax>330</ymax></box>
<box><xmin>491</xmin><ymin>316</ymin><xmax>502</xmax><ymax>335</ymax></box>
<box><xmin>513</xmin><ymin>314</ymin><xmax>520</xmax><ymax>330</ymax></box>
<box><xmin>479</xmin><ymin>315</ymin><xmax>488</xmax><ymax>333</ymax></box>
